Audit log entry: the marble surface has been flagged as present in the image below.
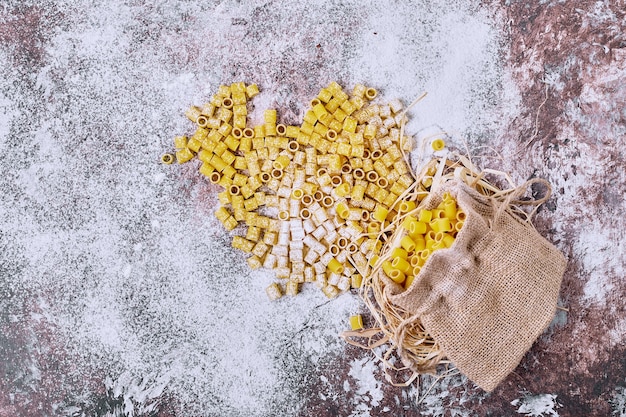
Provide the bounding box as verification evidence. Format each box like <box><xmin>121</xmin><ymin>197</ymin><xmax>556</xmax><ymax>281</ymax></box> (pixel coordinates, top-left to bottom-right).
<box><xmin>0</xmin><ymin>0</ymin><xmax>625</xmax><ymax>416</ymax></box>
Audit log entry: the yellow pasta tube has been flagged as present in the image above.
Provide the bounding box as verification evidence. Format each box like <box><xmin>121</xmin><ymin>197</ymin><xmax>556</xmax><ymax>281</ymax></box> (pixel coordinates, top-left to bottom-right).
<box><xmin>240</xmin><ymin>184</ymin><xmax>254</xmax><ymax>199</ymax></box>
<box><xmin>330</xmin><ymin>175</ymin><xmax>342</xmax><ymax>187</ymax></box>
<box><xmin>327</xmin><ymin>258</ymin><xmax>345</xmax><ymax>274</ymax></box>
<box><xmin>391</xmin><ymin>256</ymin><xmax>411</xmax><ymax>274</ymax></box>
<box><xmin>217</xmin><ymin>191</ymin><xmax>231</xmax><ymax>206</ymax></box>
<box><xmin>229</xmin><ymin>185</ymin><xmax>241</xmax><ymax>196</ymax></box>
<box><xmin>216</xmin><ymin>175</ymin><xmax>232</xmax><ymax>189</ymax></box>
<box><xmin>224</xmin><ymin>135</ymin><xmax>239</xmax><ymax>152</ymax></box>
<box><xmin>232</xmin><ymin>104</ymin><xmax>247</xmax><ymax>117</ymax></box>
<box><xmin>351</xmin><ymin>273</ymin><xmax>363</xmax><ymax>289</ymax></box>
<box><xmin>404</xmin><ymin>274</ymin><xmax>415</xmax><ymax>290</ymax></box>
<box><xmin>232</xmin><ymin>173</ymin><xmax>247</xmax><ymax>187</ymax></box>
<box><xmin>217</xmin><ymin>107</ymin><xmax>232</xmax><ymax>123</ymax></box>
<box><xmin>431</xmin><ymin>138</ymin><xmax>445</xmax><ymax>151</ymax></box>
<box><xmin>248</xmin><ymin>175</ymin><xmax>263</xmax><ymax>191</ymax></box>
<box><xmin>186</xmin><ymin>138</ymin><xmax>202</xmax><ymax>153</ymax></box>
<box><xmin>174</xmin><ymin>135</ymin><xmax>188</xmax><ymax>149</ymax></box>
<box><xmin>409</xmin><ymin>219</ymin><xmax>428</xmax><ymax>236</ymax></box>
<box><xmin>399</xmin><ymin>201</ymin><xmax>416</xmax><ymax>213</ymax></box>
<box><xmin>214</xmin><ymin>206</ymin><xmax>231</xmax><ymax>223</ymax></box>
<box><xmin>245</xmin><ymin>255</ymin><xmax>261</xmax><ymax>270</ymax></box>
<box><xmin>217</xmin><ymin>122</ymin><xmax>232</xmax><ymax>137</ymax></box>
<box><xmin>365</xmin><ymin>87</ymin><xmax>378</xmax><ymax>100</ymax></box>
<box><xmin>288</xmin><ymin>140</ymin><xmax>300</xmax><ymax>152</ymax></box>
<box><xmin>317</xmin><ymin>88</ymin><xmax>333</xmax><ymax>103</ymax></box>
<box><xmin>265</xmin><ymin>123</ymin><xmax>277</xmax><ymax>136</ymax></box>
<box><xmin>363</xmin><ymin>124</ymin><xmax>376</xmax><ymax>140</ymax></box>
<box><xmin>336</xmin><ymin>143</ymin><xmax>351</xmax><ymax>157</ymax></box>
<box><xmin>322</xmin><ymin>285</ymin><xmax>339</xmax><ymax>298</ymax></box>
<box><xmin>285</xmin><ymin>125</ymin><xmax>300</xmax><ymax>138</ymax></box>
<box><xmin>401</xmin><ymin>215</ymin><xmax>418</xmax><ymax>231</ymax></box>
<box><xmin>389</xmin><ymin>247</ymin><xmax>409</xmax><ymax>260</ymax></box>
<box><xmin>382</xmin><ymin>192</ymin><xmax>397</xmax><ymax>209</ymax></box>
<box><xmin>314</xmin><ymin>122</ymin><xmax>328</xmax><ymax>136</ymax></box>
<box><xmin>251</xmin><ymin>241</ymin><xmax>269</xmax><ymax>258</ymax></box>
<box><xmin>303</xmin><ymin>110</ymin><xmax>317</xmax><ymax>126</ymax></box>
<box><xmin>335</xmin><ymin>183</ymin><xmax>351</xmax><ymax>198</ymax></box>
<box><xmin>210</xmin><ymin>155</ymin><xmax>227</xmax><ymax>172</ymax></box>
<box><xmin>244</xmin><ymin>197</ymin><xmax>259</xmax><ymax>212</ymax></box>
<box><xmin>245</xmin><ymin>83</ymin><xmax>260</xmax><ymax>98</ymax></box>
<box><xmin>176</xmin><ymin>148</ymin><xmax>194</xmax><ymax>164</ymax></box>
<box><xmin>372</xmin><ymin>205</ymin><xmax>388</xmax><ymax>222</ymax></box>
<box><xmin>231</xmin><ymin>92</ymin><xmax>246</xmax><ymax>106</ymax></box>
<box><xmin>430</xmin><ymin>218</ymin><xmax>452</xmax><ymax>233</ymax></box>
<box><xmin>301</xmin><ymin>182</ymin><xmax>317</xmax><ymax>196</ymax></box>
<box><xmin>327</xmin><ymin>155</ymin><xmax>342</xmax><ymax>174</ymax></box>
<box><xmin>313</xmin><ymin>103</ymin><xmax>328</xmax><ymax>121</ymax></box>
<box><xmin>418</xmin><ymin>209</ymin><xmax>433</xmax><ymax>223</ymax></box>
<box><xmin>285</xmin><ymin>281</ymin><xmax>299</xmax><ymax>296</ymax></box>
<box><xmin>339</xmin><ymin>99</ymin><xmax>356</xmax><ymax>115</ymax></box>
<box><xmin>349</xmin><ymin>314</ymin><xmax>364</xmax><ymax>331</ymax></box>
<box><xmin>244</xmin><ymin>225</ymin><xmax>262</xmax><ymax>244</ymax></box>
<box><xmin>200</xmin><ymin>102</ymin><xmax>216</xmax><ymax>117</ymax></box>
<box><xmin>400</xmin><ymin>235</ymin><xmax>417</xmax><ymax>252</ymax></box>
<box><xmin>398</xmin><ymin>174</ymin><xmax>413</xmax><ymax>188</ymax></box>
<box><xmin>216</xmin><ymin>85</ymin><xmax>231</xmax><ymax>98</ymax></box>
<box><xmin>321</xmin><ymin>196</ymin><xmax>334</xmax><ymax>209</ymax></box>
<box><xmin>161</xmin><ymin>153</ymin><xmax>174</xmax><ymax>165</ymax></box>
<box><xmin>273</xmin><ymin>154</ymin><xmax>291</xmax><ymax>170</ymax></box>
<box><xmin>335</xmin><ymin>202</ymin><xmax>350</xmax><ymax>220</ymax></box>
<box><xmin>232</xmin><ymin>236</ymin><xmax>255</xmax><ymax>253</ymax></box>
<box><xmin>388</xmin><ymin>268</ymin><xmax>405</xmax><ymax>284</ymax></box>
<box><xmin>212</xmin><ymin>142</ymin><xmax>228</xmax><ymax>157</ymax></box>
<box><xmin>223</xmin><ymin>216</ymin><xmax>238</xmax><ymax>231</ymax></box>
<box><xmin>264</xmin><ymin>109</ymin><xmax>277</xmax><ymax>125</ymax></box>
<box><xmin>413</xmin><ymin>236</ymin><xmax>426</xmax><ymax>252</ymax></box>
<box><xmin>221</xmin><ymin>150</ymin><xmax>236</xmax><ymax>166</ymax></box>
<box><xmin>342</xmin><ymin>117</ymin><xmax>357</xmax><ymax>133</ymax></box>
<box><xmin>437</xmin><ymin>233</ymin><xmax>455</xmax><ymax>248</ymax></box>
<box><xmin>373</xmin><ymin>188</ymin><xmax>389</xmax><ymax>204</ymax></box>
<box><xmin>266</xmin><ymin>283</ymin><xmax>283</xmax><ymax>301</ymax></box>
<box><xmin>185</xmin><ymin>106</ymin><xmax>201</xmax><ymax>123</ymax></box>
<box><xmin>444</xmin><ymin>199</ymin><xmax>457</xmax><ymax>219</ymax></box>
<box><xmin>236</xmin><ymin>136</ymin><xmax>250</xmax><ymax>153</ymax></box>
<box><xmin>252</xmin><ymin>137</ymin><xmax>265</xmax><ymax>150</ymax></box>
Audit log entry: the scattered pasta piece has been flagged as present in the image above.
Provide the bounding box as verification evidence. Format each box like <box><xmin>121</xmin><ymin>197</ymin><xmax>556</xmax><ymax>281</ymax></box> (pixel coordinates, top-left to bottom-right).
<box><xmin>431</xmin><ymin>138</ymin><xmax>446</xmax><ymax>151</ymax></box>
<box><xmin>349</xmin><ymin>314</ymin><xmax>364</xmax><ymax>331</ymax></box>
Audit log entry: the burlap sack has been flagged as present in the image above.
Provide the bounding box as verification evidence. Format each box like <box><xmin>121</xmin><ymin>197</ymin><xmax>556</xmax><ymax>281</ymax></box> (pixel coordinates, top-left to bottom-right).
<box><xmin>383</xmin><ymin>178</ymin><xmax>566</xmax><ymax>392</ymax></box>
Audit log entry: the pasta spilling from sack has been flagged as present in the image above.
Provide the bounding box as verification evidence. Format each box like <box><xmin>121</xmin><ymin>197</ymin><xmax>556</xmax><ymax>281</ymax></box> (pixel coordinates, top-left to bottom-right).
<box><xmin>343</xmin><ymin>154</ymin><xmax>566</xmax><ymax>392</ymax></box>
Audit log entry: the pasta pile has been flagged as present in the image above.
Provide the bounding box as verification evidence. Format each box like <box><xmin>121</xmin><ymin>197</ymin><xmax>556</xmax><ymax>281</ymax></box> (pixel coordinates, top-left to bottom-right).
<box><xmin>375</xmin><ymin>193</ymin><xmax>465</xmax><ymax>290</ymax></box>
<box><xmin>164</xmin><ymin>81</ymin><xmax>418</xmax><ymax>300</ymax></box>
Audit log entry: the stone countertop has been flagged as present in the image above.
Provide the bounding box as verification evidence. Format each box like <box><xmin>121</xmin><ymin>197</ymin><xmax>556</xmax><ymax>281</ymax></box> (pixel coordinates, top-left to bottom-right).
<box><xmin>0</xmin><ymin>1</ymin><xmax>624</xmax><ymax>416</ymax></box>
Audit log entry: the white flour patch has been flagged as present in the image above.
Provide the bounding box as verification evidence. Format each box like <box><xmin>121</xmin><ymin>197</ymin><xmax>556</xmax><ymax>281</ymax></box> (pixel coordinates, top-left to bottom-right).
<box><xmin>572</xmin><ymin>224</ymin><xmax>615</xmax><ymax>301</ymax></box>
<box><xmin>411</xmin><ymin>373</ymin><xmax>477</xmax><ymax>417</ymax></box>
<box><xmin>348</xmin><ymin>356</ymin><xmax>384</xmax><ymax>416</ymax></box>
<box><xmin>353</xmin><ymin>3</ymin><xmax>519</xmax><ymax>148</ymax></box>
<box><xmin>0</xmin><ymin>87</ymin><xmax>15</xmax><ymax>141</ymax></box>
<box><xmin>611</xmin><ymin>382</ymin><xmax>626</xmax><ymax>417</ymax></box>
<box><xmin>512</xmin><ymin>393</ymin><xmax>561</xmax><ymax>417</ymax></box>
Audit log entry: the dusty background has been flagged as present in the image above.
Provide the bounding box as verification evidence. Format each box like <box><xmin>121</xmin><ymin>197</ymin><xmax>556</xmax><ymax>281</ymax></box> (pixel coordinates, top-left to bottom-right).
<box><xmin>0</xmin><ymin>0</ymin><xmax>625</xmax><ymax>416</ymax></box>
